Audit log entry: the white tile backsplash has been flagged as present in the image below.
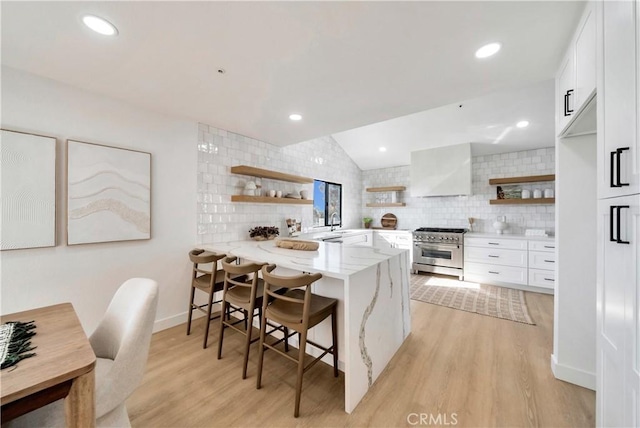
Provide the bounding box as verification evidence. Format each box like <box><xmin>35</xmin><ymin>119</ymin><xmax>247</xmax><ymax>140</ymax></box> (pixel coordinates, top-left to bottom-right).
<box><xmin>197</xmin><ymin>124</ymin><xmax>554</xmax><ymax>242</ymax></box>
<box><xmin>362</xmin><ymin>147</ymin><xmax>555</xmax><ymax>235</ymax></box>
<box><xmin>196</xmin><ymin>124</ymin><xmax>362</xmax><ymax>243</ymax></box>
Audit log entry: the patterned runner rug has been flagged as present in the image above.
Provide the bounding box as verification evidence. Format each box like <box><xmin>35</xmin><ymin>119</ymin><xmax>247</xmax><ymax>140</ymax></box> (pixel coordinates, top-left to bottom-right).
<box><xmin>410</xmin><ymin>274</ymin><xmax>535</xmax><ymax>325</ymax></box>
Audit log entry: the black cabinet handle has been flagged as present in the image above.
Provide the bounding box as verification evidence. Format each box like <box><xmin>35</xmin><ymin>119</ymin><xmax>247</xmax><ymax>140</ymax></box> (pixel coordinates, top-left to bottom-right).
<box><xmin>611</xmin><ymin>147</ymin><xmax>630</xmax><ymax>188</ymax></box>
<box><xmin>488</xmin><ymin>255</ymin><xmax>499</xmax><ymax>258</ymax></box>
<box><xmin>617</xmin><ymin>205</ymin><xmax>630</xmax><ymax>244</ymax></box>
<box><xmin>488</xmin><ymin>271</ymin><xmax>500</xmax><ymax>275</ymax></box>
<box><xmin>564</xmin><ymin>89</ymin><xmax>574</xmax><ymax>116</ymax></box>
<box><xmin>610</xmin><ymin>205</ymin><xmax>630</xmax><ymax>244</ymax></box>
<box><xmin>610</xmin><ymin>205</ymin><xmax>617</xmax><ymax>242</ymax></box>
<box><xmin>544</xmin><ymin>278</ymin><xmax>555</xmax><ymax>282</ymax></box>
<box><xmin>617</xmin><ymin>147</ymin><xmax>630</xmax><ymax>187</ymax></box>
<box><xmin>488</xmin><ymin>242</ymin><xmax>500</xmax><ymax>245</ymax></box>
<box><xmin>610</xmin><ymin>151</ymin><xmax>618</xmax><ymax>187</ymax></box>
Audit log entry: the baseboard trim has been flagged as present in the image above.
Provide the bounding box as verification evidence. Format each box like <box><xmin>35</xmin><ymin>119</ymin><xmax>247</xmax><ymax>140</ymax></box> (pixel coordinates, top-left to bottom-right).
<box><xmin>550</xmin><ymin>354</ymin><xmax>596</xmax><ymax>390</ymax></box>
<box><xmin>153</xmin><ymin>312</ymin><xmax>188</xmax><ymax>332</ymax></box>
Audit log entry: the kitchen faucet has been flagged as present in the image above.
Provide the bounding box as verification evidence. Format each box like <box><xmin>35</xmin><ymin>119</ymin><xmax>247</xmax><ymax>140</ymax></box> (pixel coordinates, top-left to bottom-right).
<box><xmin>330</xmin><ymin>212</ymin><xmax>340</xmax><ymax>231</ymax></box>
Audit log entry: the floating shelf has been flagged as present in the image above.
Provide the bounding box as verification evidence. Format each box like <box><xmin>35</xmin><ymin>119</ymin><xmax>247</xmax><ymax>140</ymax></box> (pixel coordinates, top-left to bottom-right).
<box><xmin>489</xmin><ymin>174</ymin><xmax>555</xmax><ymax>185</ymax></box>
<box><xmin>231</xmin><ymin>195</ymin><xmax>312</xmax><ymax>205</ymax></box>
<box><xmin>366</xmin><ymin>186</ymin><xmax>406</xmax><ymax>192</ymax></box>
<box><xmin>230</xmin><ymin>165</ymin><xmax>313</xmax><ymax>184</ymax></box>
<box><xmin>366</xmin><ymin>203</ymin><xmax>407</xmax><ymax>207</ymax></box>
<box><xmin>489</xmin><ymin>198</ymin><xmax>555</xmax><ymax>205</ymax></box>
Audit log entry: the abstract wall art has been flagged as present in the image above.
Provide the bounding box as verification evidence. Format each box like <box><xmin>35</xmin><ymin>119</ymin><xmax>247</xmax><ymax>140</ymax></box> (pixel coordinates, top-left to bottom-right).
<box><xmin>1</xmin><ymin>129</ymin><xmax>57</xmax><ymax>250</ymax></box>
<box><xmin>66</xmin><ymin>140</ymin><xmax>151</xmax><ymax>245</ymax></box>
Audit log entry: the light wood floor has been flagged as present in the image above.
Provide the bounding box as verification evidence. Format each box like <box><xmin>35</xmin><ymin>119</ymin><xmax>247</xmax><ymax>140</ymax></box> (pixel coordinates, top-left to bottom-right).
<box><xmin>128</xmin><ymin>281</ymin><xmax>595</xmax><ymax>427</ymax></box>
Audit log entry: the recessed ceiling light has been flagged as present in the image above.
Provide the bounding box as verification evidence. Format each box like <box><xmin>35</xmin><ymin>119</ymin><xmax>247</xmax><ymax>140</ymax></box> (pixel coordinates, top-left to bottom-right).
<box><xmin>379</xmin><ymin>147</ymin><xmax>387</xmax><ymax>152</ymax></box>
<box><xmin>82</xmin><ymin>15</ymin><xmax>118</xmax><ymax>36</ymax></box>
<box><xmin>289</xmin><ymin>114</ymin><xmax>302</xmax><ymax>121</ymax></box>
<box><xmin>516</xmin><ymin>120</ymin><xmax>530</xmax><ymax>128</ymax></box>
<box><xmin>475</xmin><ymin>42</ymin><xmax>501</xmax><ymax>59</ymax></box>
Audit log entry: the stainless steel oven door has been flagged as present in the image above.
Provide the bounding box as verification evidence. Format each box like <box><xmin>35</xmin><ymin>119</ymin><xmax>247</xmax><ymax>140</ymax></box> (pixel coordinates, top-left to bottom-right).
<box><xmin>413</xmin><ymin>242</ymin><xmax>463</xmax><ymax>268</ymax></box>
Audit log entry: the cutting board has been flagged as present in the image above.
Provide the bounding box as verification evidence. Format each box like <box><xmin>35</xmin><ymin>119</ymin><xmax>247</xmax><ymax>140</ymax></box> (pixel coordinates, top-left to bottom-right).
<box><xmin>380</xmin><ymin>213</ymin><xmax>397</xmax><ymax>229</ymax></box>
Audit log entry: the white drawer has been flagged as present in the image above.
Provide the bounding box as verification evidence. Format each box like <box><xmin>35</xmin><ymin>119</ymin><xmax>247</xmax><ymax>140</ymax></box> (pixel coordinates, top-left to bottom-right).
<box><xmin>528</xmin><ymin>268</ymin><xmax>555</xmax><ymax>289</ymax></box>
<box><xmin>395</xmin><ymin>234</ymin><xmax>412</xmax><ymax>245</ymax></box>
<box><xmin>464</xmin><ymin>247</ymin><xmax>527</xmax><ymax>268</ymax></box>
<box><xmin>528</xmin><ymin>240</ymin><xmax>556</xmax><ymax>253</ymax></box>
<box><xmin>464</xmin><ymin>262</ymin><xmax>528</xmax><ymax>285</ymax></box>
<box><xmin>465</xmin><ymin>237</ymin><xmax>527</xmax><ymax>250</ymax></box>
<box><xmin>529</xmin><ymin>251</ymin><xmax>556</xmax><ymax>270</ymax></box>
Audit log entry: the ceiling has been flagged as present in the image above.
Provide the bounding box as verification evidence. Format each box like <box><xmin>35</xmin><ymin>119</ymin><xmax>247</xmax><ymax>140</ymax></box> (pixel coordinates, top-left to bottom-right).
<box><xmin>2</xmin><ymin>1</ymin><xmax>582</xmax><ymax>152</ymax></box>
<box><xmin>333</xmin><ymin>79</ymin><xmax>556</xmax><ymax>170</ymax></box>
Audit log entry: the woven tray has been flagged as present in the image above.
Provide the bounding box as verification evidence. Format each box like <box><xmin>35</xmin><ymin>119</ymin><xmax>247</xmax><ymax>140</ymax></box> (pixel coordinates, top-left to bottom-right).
<box><xmin>275</xmin><ymin>238</ymin><xmax>319</xmax><ymax>251</ymax></box>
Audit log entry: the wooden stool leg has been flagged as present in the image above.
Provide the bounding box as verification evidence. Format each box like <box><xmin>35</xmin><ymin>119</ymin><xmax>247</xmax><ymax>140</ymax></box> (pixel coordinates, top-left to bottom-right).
<box><xmin>284</xmin><ymin>327</ymin><xmax>290</xmax><ymax>352</ymax></box>
<box><xmin>217</xmin><ymin>300</ymin><xmax>227</xmax><ymax>359</ymax></box>
<box><xmin>332</xmin><ymin>305</ymin><xmax>338</xmax><ymax>377</ymax></box>
<box><xmin>256</xmin><ymin>310</ymin><xmax>268</xmax><ymax>389</ymax></box>
<box><xmin>294</xmin><ymin>329</ymin><xmax>307</xmax><ymax>418</ymax></box>
<box><xmin>186</xmin><ymin>286</ymin><xmax>196</xmax><ymax>335</ymax></box>
<box><xmin>242</xmin><ymin>303</ymin><xmax>255</xmax><ymax>379</ymax></box>
<box><xmin>203</xmin><ymin>288</ymin><xmax>215</xmax><ymax>349</ymax></box>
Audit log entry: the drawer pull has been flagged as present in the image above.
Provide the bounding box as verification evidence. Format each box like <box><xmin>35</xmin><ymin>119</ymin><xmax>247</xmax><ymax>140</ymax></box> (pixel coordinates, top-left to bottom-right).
<box><xmin>488</xmin><ymin>242</ymin><xmax>500</xmax><ymax>245</ymax></box>
<box><xmin>544</xmin><ymin>245</ymin><xmax>554</xmax><ymax>249</ymax></box>
<box><xmin>544</xmin><ymin>260</ymin><xmax>555</xmax><ymax>263</ymax></box>
<box><xmin>544</xmin><ymin>278</ymin><xmax>555</xmax><ymax>282</ymax></box>
<box><xmin>488</xmin><ymin>255</ymin><xmax>499</xmax><ymax>258</ymax></box>
<box><xmin>488</xmin><ymin>271</ymin><xmax>500</xmax><ymax>275</ymax></box>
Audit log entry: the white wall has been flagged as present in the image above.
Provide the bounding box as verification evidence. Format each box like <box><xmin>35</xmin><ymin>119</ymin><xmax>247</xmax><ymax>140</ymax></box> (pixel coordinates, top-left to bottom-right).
<box><xmin>362</xmin><ymin>147</ymin><xmax>556</xmax><ymax>234</ymax></box>
<box><xmin>553</xmin><ymin>133</ymin><xmax>597</xmax><ymax>390</ymax></box>
<box><xmin>196</xmin><ymin>124</ymin><xmax>362</xmax><ymax>244</ymax></box>
<box><xmin>0</xmin><ymin>67</ymin><xmax>198</xmax><ymax>333</ymax></box>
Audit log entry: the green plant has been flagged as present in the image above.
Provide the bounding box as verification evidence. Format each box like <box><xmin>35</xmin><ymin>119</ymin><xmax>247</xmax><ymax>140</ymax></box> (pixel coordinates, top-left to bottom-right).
<box><xmin>363</xmin><ymin>217</ymin><xmax>373</xmax><ymax>224</ymax></box>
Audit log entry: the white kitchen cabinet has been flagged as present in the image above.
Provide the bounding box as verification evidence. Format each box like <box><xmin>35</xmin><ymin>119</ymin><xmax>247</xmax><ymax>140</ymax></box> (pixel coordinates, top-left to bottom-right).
<box><xmin>373</xmin><ymin>230</ymin><xmax>413</xmax><ymax>264</ymax></box>
<box><xmin>558</xmin><ymin>2</ymin><xmax>597</xmax><ymax>137</ymax></box>
<box><xmin>527</xmin><ymin>240</ymin><xmax>556</xmax><ymax>290</ymax></box>
<box><xmin>598</xmin><ymin>0</ymin><xmax>639</xmax><ymax>198</ymax></box>
<box><xmin>465</xmin><ymin>247</ymin><xmax>527</xmax><ymax>268</ymax></box>
<box><xmin>464</xmin><ymin>234</ymin><xmax>555</xmax><ymax>292</ymax></box>
<box><xmin>595</xmin><ymin>2</ymin><xmax>640</xmax><ymax>424</ymax></box>
<box><xmin>596</xmin><ymin>196</ymin><xmax>639</xmax><ymax>428</ymax></box>
<box><xmin>341</xmin><ymin>231</ymin><xmax>372</xmax><ymax>247</ymax></box>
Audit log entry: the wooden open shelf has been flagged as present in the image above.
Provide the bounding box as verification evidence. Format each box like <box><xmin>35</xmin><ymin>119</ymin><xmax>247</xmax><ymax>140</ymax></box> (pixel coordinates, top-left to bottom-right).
<box><xmin>366</xmin><ymin>203</ymin><xmax>407</xmax><ymax>207</ymax></box>
<box><xmin>366</xmin><ymin>186</ymin><xmax>406</xmax><ymax>192</ymax></box>
<box><xmin>489</xmin><ymin>174</ymin><xmax>555</xmax><ymax>185</ymax></box>
<box><xmin>231</xmin><ymin>195</ymin><xmax>312</xmax><ymax>205</ymax></box>
<box><xmin>489</xmin><ymin>198</ymin><xmax>555</xmax><ymax>205</ymax></box>
<box><xmin>230</xmin><ymin>165</ymin><xmax>313</xmax><ymax>184</ymax></box>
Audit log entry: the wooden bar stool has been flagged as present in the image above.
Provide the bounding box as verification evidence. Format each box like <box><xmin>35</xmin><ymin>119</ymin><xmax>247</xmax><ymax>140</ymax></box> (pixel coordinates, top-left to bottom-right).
<box><xmin>187</xmin><ymin>249</ymin><xmax>232</xmax><ymax>349</ymax></box>
<box><xmin>218</xmin><ymin>256</ymin><xmax>271</xmax><ymax>379</ymax></box>
<box><xmin>256</xmin><ymin>264</ymin><xmax>338</xmax><ymax>418</ymax></box>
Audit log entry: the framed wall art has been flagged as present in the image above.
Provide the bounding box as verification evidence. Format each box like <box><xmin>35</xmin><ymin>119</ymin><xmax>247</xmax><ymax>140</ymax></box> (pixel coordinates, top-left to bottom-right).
<box><xmin>66</xmin><ymin>140</ymin><xmax>151</xmax><ymax>245</ymax></box>
<box><xmin>1</xmin><ymin>129</ymin><xmax>57</xmax><ymax>250</ymax></box>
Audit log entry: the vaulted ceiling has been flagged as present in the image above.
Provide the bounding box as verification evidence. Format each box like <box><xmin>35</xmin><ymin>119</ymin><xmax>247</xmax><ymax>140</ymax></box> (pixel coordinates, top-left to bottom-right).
<box><xmin>2</xmin><ymin>1</ymin><xmax>582</xmax><ymax>161</ymax></box>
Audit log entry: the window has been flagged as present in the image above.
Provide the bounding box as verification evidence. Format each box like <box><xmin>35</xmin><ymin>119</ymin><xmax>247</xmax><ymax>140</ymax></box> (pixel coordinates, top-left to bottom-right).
<box><xmin>313</xmin><ymin>179</ymin><xmax>342</xmax><ymax>227</ymax></box>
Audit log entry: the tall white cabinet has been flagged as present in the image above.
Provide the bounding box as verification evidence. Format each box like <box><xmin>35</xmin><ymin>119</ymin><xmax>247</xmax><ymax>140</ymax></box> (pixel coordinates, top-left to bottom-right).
<box><xmin>596</xmin><ymin>1</ymin><xmax>640</xmax><ymax>426</ymax></box>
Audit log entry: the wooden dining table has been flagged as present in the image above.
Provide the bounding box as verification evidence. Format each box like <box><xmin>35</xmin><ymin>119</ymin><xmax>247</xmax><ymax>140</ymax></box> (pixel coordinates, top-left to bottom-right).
<box><xmin>1</xmin><ymin>303</ymin><xmax>96</xmax><ymax>427</ymax></box>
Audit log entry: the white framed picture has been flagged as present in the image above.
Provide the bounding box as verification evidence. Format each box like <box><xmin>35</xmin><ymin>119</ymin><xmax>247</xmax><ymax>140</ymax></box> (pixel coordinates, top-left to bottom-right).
<box><xmin>1</xmin><ymin>129</ymin><xmax>57</xmax><ymax>250</ymax></box>
<box><xmin>66</xmin><ymin>140</ymin><xmax>151</xmax><ymax>245</ymax></box>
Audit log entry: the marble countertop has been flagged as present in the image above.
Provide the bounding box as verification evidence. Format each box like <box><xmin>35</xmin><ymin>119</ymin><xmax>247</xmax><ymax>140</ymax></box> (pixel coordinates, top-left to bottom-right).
<box><xmin>465</xmin><ymin>232</ymin><xmax>555</xmax><ymax>241</ymax></box>
<box><xmin>202</xmin><ymin>239</ymin><xmax>406</xmax><ymax>280</ymax></box>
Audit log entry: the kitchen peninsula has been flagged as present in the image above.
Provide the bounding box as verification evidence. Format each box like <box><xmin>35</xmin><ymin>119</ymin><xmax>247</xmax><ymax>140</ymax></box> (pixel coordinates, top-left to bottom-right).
<box><xmin>203</xmin><ymin>238</ymin><xmax>411</xmax><ymax>413</ymax></box>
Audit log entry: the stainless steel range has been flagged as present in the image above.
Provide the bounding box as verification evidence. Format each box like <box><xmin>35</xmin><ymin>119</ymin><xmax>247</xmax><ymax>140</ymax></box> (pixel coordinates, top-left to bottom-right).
<box><xmin>412</xmin><ymin>227</ymin><xmax>466</xmax><ymax>279</ymax></box>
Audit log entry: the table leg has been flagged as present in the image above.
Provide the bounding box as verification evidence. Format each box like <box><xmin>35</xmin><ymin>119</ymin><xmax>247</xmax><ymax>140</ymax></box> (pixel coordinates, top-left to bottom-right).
<box><xmin>64</xmin><ymin>369</ymin><xmax>95</xmax><ymax>428</ymax></box>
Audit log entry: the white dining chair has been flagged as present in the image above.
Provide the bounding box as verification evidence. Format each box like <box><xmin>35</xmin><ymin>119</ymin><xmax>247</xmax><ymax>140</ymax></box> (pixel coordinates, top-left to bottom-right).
<box><xmin>7</xmin><ymin>277</ymin><xmax>159</xmax><ymax>428</ymax></box>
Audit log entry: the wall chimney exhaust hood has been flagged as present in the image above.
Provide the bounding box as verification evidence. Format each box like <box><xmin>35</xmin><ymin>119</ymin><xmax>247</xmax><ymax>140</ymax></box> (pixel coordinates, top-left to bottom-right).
<box><xmin>410</xmin><ymin>143</ymin><xmax>472</xmax><ymax>197</ymax></box>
